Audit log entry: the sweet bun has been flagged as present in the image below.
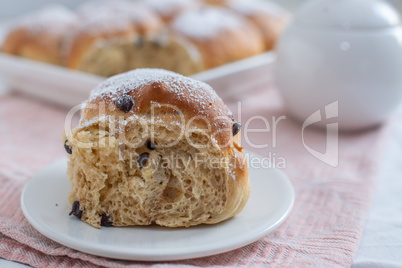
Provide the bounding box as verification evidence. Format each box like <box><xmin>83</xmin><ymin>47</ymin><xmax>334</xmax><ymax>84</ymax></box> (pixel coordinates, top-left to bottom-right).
<box><xmin>2</xmin><ymin>6</ymin><xmax>77</xmax><ymax>65</ymax></box>
<box><xmin>2</xmin><ymin>0</ymin><xmax>286</xmax><ymax>77</ymax></box>
<box><xmin>66</xmin><ymin>0</ymin><xmax>163</xmax><ymax>76</ymax></box>
<box><xmin>125</xmin><ymin>7</ymin><xmax>265</xmax><ymax>76</ymax></box>
<box><xmin>227</xmin><ymin>0</ymin><xmax>290</xmax><ymax>50</ymax></box>
<box><xmin>170</xmin><ymin>7</ymin><xmax>265</xmax><ymax>69</ymax></box>
<box><xmin>65</xmin><ymin>68</ymin><xmax>249</xmax><ymax>228</ymax></box>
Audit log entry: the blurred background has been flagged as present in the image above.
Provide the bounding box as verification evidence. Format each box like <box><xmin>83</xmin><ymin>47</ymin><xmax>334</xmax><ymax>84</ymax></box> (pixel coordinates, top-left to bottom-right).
<box><xmin>1</xmin><ymin>0</ymin><xmax>402</xmax><ymax>18</ymax></box>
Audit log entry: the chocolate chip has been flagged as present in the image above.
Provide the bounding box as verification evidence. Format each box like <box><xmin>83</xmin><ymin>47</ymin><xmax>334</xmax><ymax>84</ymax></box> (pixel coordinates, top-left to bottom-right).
<box><xmin>137</xmin><ymin>153</ymin><xmax>149</xmax><ymax>169</ymax></box>
<box><xmin>69</xmin><ymin>201</ymin><xmax>82</xmax><ymax>219</ymax></box>
<box><xmin>232</xmin><ymin>122</ymin><xmax>242</xmax><ymax>137</ymax></box>
<box><xmin>101</xmin><ymin>214</ymin><xmax>113</xmax><ymax>227</ymax></box>
<box><xmin>146</xmin><ymin>140</ymin><xmax>156</xmax><ymax>150</ymax></box>
<box><xmin>64</xmin><ymin>140</ymin><xmax>72</xmax><ymax>154</ymax></box>
<box><xmin>116</xmin><ymin>94</ymin><xmax>134</xmax><ymax>113</ymax></box>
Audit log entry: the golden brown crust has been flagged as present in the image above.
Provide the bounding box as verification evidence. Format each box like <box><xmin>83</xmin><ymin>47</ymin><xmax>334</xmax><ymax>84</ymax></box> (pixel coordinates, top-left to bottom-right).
<box><xmin>227</xmin><ymin>1</ymin><xmax>290</xmax><ymax>50</ymax></box>
<box><xmin>2</xmin><ymin>6</ymin><xmax>77</xmax><ymax>65</ymax></box>
<box><xmin>66</xmin><ymin>1</ymin><xmax>163</xmax><ymax>72</ymax></box>
<box><xmin>2</xmin><ymin>28</ymin><xmax>58</xmax><ymax>64</ymax></box>
<box><xmin>171</xmin><ymin>7</ymin><xmax>265</xmax><ymax>69</ymax></box>
<box><xmin>183</xmin><ymin>25</ymin><xmax>264</xmax><ymax>69</ymax></box>
<box><xmin>247</xmin><ymin>14</ymin><xmax>286</xmax><ymax>50</ymax></box>
<box><xmin>80</xmin><ymin>69</ymin><xmax>234</xmax><ymax>150</ymax></box>
<box><xmin>3</xmin><ymin>1</ymin><xmax>284</xmax><ymax>79</ymax></box>
<box><xmin>65</xmin><ymin>20</ymin><xmax>136</xmax><ymax>70</ymax></box>
<box><xmin>77</xmin><ymin>0</ymin><xmax>164</xmax><ymax>36</ymax></box>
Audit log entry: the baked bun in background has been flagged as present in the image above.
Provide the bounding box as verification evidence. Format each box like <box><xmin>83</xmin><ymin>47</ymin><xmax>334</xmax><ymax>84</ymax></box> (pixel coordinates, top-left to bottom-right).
<box><xmin>2</xmin><ymin>0</ymin><xmax>288</xmax><ymax>77</ymax></box>
<box><xmin>77</xmin><ymin>0</ymin><xmax>164</xmax><ymax>36</ymax></box>
<box><xmin>227</xmin><ymin>0</ymin><xmax>290</xmax><ymax>50</ymax></box>
<box><xmin>65</xmin><ymin>68</ymin><xmax>249</xmax><ymax>228</ymax></box>
<box><xmin>126</xmin><ymin>7</ymin><xmax>265</xmax><ymax>76</ymax></box>
<box><xmin>66</xmin><ymin>0</ymin><xmax>163</xmax><ymax>76</ymax></box>
<box><xmin>2</xmin><ymin>6</ymin><xmax>77</xmax><ymax>65</ymax></box>
<box><xmin>170</xmin><ymin>7</ymin><xmax>265</xmax><ymax>69</ymax></box>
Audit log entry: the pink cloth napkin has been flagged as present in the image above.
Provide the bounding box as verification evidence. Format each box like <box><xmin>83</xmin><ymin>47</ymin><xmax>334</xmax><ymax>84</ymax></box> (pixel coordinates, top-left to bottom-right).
<box><xmin>0</xmin><ymin>81</ymin><xmax>389</xmax><ymax>267</ymax></box>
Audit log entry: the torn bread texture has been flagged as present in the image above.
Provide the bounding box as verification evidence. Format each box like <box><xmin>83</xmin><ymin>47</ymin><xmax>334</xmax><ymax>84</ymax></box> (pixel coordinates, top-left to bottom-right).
<box><xmin>66</xmin><ymin>69</ymin><xmax>250</xmax><ymax>228</ymax></box>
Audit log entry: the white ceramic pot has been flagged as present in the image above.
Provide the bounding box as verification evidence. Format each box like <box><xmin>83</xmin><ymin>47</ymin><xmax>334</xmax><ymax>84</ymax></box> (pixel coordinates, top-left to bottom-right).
<box><xmin>275</xmin><ymin>0</ymin><xmax>402</xmax><ymax>130</ymax></box>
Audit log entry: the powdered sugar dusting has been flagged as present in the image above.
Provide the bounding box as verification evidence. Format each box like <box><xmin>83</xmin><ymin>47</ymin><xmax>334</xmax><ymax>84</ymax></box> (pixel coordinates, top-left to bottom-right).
<box><xmin>76</xmin><ymin>11</ymin><xmax>133</xmax><ymax>35</ymax></box>
<box><xmin>145</xmin><ymin>0</ymin><xmax>198</xmax><ymax>17</ymax></box>
<box><xmin>89</xmin><ymin>68</ymin><xmax>226</xmax><ymax>116</ymax></box>
<box><xmin>172</xmin><ymin>7</ymin><xmax>244</xmax><ymax>39</ymax></box>
<box><xmin>78</xmin><ymin>0</ymin><xmax>158</xmax><ymax>30</ymax></box>
<box><xmin>12</xmin><ymin>5</ymin><xmax>77</xmax><ymax>35</ymax></box>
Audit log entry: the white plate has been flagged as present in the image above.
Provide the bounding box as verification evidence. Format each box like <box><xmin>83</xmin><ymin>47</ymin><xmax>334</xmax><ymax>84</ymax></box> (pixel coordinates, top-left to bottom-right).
<box><xmin>21</xmin><ymin>153</ymin><xmax>294</xmax><ymax>261</ymax></box>
<box><xmin>0</xmin><ymin>52</ymin><xmax>275</xmax><ymax>107</ymax></box>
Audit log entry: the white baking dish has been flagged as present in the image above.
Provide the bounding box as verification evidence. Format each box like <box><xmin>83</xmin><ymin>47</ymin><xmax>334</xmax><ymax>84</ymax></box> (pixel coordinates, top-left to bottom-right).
<box><xmin>0</xmin><ymin>51</ymin><xmax>276</xmax><ymax>107</ymax></box>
